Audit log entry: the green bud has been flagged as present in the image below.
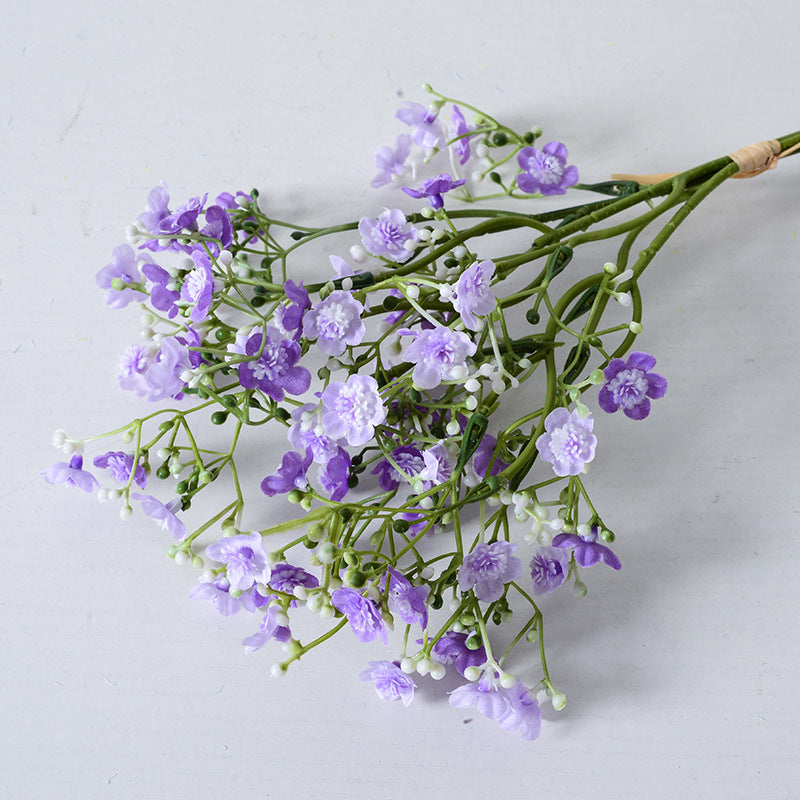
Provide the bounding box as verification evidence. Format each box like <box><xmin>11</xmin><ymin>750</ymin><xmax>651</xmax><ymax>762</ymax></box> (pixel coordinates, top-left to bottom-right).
<box><xmin>392</xmin><ymin>519</ymin><xmax>410</xmax><ymax>533</ymax></box>
<box><xmin>489</xmin><ymin>171</ymin><xmax>502</xmax><ymax>184</ymax></box>
<box><xmin>175</xmin><ymin>480</ymin><xmax>188</xmax><ymax>495</ymax></box>
<box><xmin>344</xmin><ymin>569</ymin><xmax>366</xmax><ymax>587</ymax></box>
<box><xmin>492</xmin><ymin>132</ymin><xmax>508</xmax><ymax>147</ymax></box>
<box><xmin>600</xmin><ymin>528</ymin><xmax>615</xmax><ymax>543</ymax></box>
<box><xmin>110</xmin><ymin>277</ymin><xmax>126</xmax><ymax>291</ymax></box>
<box><xmin>526</xmin><ymin>308</ymin><xmax>540</xmax><ymax>325</ymax></box>
<box><xmin>287</xmin><ymin>489</ymin><xmax>304</xmax><ymax>504</ymax></box>
<box><xmin>191</xmin><ymin>555</ymin><xmax>203</xmax><ymax>569</ymax></box>
<box><xmin>251</xmin><ymin>295</ymin><xmax>267</xmax><ymax>308</ymax></box>
<box><xmin>459</xmin><ymin>613</ymin><xmax>475</xmax><ymax>627</ymax></box>
<box><xmin>306</xmin><ymin>522</ymin><xmax>324</xmax><ymax>542</ymax></box>
<box><xmin>211</xmin><ymin>411</ymin><xmax>228</xmax><ymax>425</ymax></box>
<box><xmin>629</xmin><ymin>321</ymin><xmax>643</xmax><ymax>334</ymax></box>
<box><xmin>156</xmin><ymin>465</ymin><xmax>170</xmax><ymax>480</ymax></box>
<box><xmin>465</xmin><ymin>634</ymin><xmax>482</xmax><ymax>650</ymax></box>
<box><xmin>430</xmin><ymin>595</ymin><xmax>443</xmax><ymax>610</ymax></box>
<box><xmin>382</xmin><ymin>294</ymin><xmax>399</xmax><ymax>310</ymax></box>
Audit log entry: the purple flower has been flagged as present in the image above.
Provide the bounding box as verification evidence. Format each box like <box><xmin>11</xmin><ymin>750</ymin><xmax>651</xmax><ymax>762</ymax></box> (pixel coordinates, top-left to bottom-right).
<box><xmin>236</xmin><ymin>330</ymin><xmax>311</xmax><ymax>401</ymax></box>
<box><xmin>458</xmin><ymin>541</ymin><xmax>523</xmax><ymax>603</ymax></box>
<box><xmin>529</xmin><ymin>546</ymin><xmax>570</xmax><ymax>595</ymax></box>
<box><xmin>452</xmin><ymin>259</ymin><xmax>496</xmax><ymax>330</ymax></box>
<box><xmin>402</xmin><ymin>326</ymin><xmax>476</xmax><ymax>391</ymax></box>
<box><xmin>449</xmin><ymin>676</ymin><xmax>541</xmax><ymax>741</ymax></box>
<box><xmin>180</xmin><ymin>251</ymin><xmax>215</xmax><ymax>323</ymax></box>
<box><xmin>535</xmin><ymin>407</ymin><xmax>597</xmax><ymax>477</ymax></box>
<box><xmin>598</xmin><ymin>351</ymin><xmax>667</xmax><ymax>420</ymax></box>
<box><xmin>431</xmin><ymin>631</ymin><xmax>487</xmax><ymax>676</ymax></box>
<box><xmin>288</xmin><ymin>404</ymin><xmax>339</xmax><ymax>465</ymax></box>
<box><xmin>417</xmin><ymin>442</ymin><xmax>453</xmax><ymax>487</ymax></box>
<box><xmin>450</xmin><ymin>105</ymin><xmax>472</xmax><ymax>165</ymax></box>
<box><xmin>553</xmin><ymin>526</ymin><xmax>621</xmax><ymax>570</ymax></box>
<box><xmin>159</xmin><ymin>194</ymin><xmax>207</xmax><ymax>235</ymax></box>
<box><xmin>469</xmin><ymin>434</ymin><xmax>507</xmax><ymax>481</ymax></box>
<box><xmin>132</xmin><ymin>493</ymin><xmax>186</xmax><ymax>539</ymax></box>
<box><xmin>260</xmin><ymin>449</ymin><xmax>313</xmax><ymax>497</ymax></box>
<box><xmin>279</xmin><ymin>280</ymin><xmax>311</xmax><ymax>338</ymax></box>
<box><xmin>138</xmin><ymin>184</ymin><xmax>171</xmax><ymax>235</ymax></box>
<box><xmin>242</xmin><ymin>603</ymin><xmax>292</xmax><ymax>653</ymax></box>
<box><xmin>380</xmin><ymin>569</ymin><xmax>429</xmax><ymax>629</ymax></box>
<box><xmin>321</xmin><ymin>375</ymin><xmax>386</xmax><ymax>447</ymax></box>
<box><xmin>360</xmin><ymin>661</ymin><xmax>416</xmax><ymax>706</ymax></box>
<box><xmin>302</xmin><ymin>290</ymin><xmax>365</xmax><ymax>357</ymax></box>
<box><xmin>205</xmin><ymin>531</ymin><xmax>271</xmax><ymax>591</ymax></box>
<box><xmin>396</xmin><ymin>102</ymin><xmax>445</xmax><ymax>149</ymax></box>
<box><xmin>92</xmin><ymin>451</ymin><xmax>147</xmax><ymax>489</ymax></box>
<box><xmin>403</xmin><ymin>173</ymin><xmax>466</xmax><ymax>210</ymax></box>
<box><xmin>95</xmin><ymin>245</ymin><xmax>145</xmax><ymax>309</ymax></box>
<box><xmin>139</xmin><ymin>337</ymin><xmax>192</xmax><ymax>402</ymax></box>
<box><xmin>517</xmin><ymin>142</ymin><xmax>579</xmax><ymax>196</ymax></box>
<box><xmin>200</xmin><ymin>204</ymin><xmax>234</xmax><ymax>251</ymax></box>
<box><xmin>371</xmin><ymin>133</ymin><xmax>412</xmax><ymax>188</ymax></box>
<box><xmin>42</xmin><ymin>455</ymin><xmax>99</xmax><ymax>493</ymax></box>
<box><xmin>358</xmin><ymin>208</ymin><xmax>419</xmax><ymax>263</ymax></box>
<box><xmin>190</xmin><ymin>578</ymin><xmax>265</xmax><ymax>617</ymax></box>
<box><xmin>318</xmin><ymin>446</ymin><xmax>351</xmax><ymax>502</ymax></box>
<box><xmin>371</xmin><ymin>445</ymin><xmax>425</xmax><ymax>491</ymax></box>
<box><xmin>269</xmin><ymin>563</ymin><xmax>319</xmax><ymax>594</ymax></box>
<box><xmin>331</xmin><ymin>588</ymin><xmax>388</xmax><ymax>644</ymax></box>
<box><xmin>140</xmin><ymin>263</ymin><xmax>180</xmax><ymax>319</ymax></box>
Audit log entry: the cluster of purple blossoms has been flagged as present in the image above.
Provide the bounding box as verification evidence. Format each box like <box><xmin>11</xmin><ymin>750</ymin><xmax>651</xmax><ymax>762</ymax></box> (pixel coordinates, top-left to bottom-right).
<box><xmin>331</xmin><ymin>588</ymin><xmax>388</xmax><ymax>644</ymax></box>
<box><xmin>449</xmin><ymin>675</ymin><xmax>542</xmax><ymax>741</ymax></box>
<box><xmin>598</xmin><ymin>351</ymin><xmax>667</xmax><ymax>420</ymax></box>
<box><xmin>269</xmin><ymin>563</ymin><xmax>319</xmax><ymax>595</ymax></box>
<box><xmin>302</xmin><ymin>290</ymin><xmax>365</xmax><ymax>357</ymax></box>
<box><xmin>358</xmin><ymin>208</ymin><xmax>419</xmax><ymax>263</ymax></box>
<box><xmin>458</xmin><ymin>541</ymin><xmax>523</xmax><ymax>603</ymax></box>
<box><xmin>380</xmin><ymin>569</ymin><xmax>429</xmax><ymax>629</ymax></box>
<box><xmin>360</xmin><ymin>661</ymin><xmax>416</xmax><ymax>706</ymax></box>
<box><xmin>535</xmin><ymin>407</ymin><xmax>597</xmax><ymax>477</ymax></box>
<box><xmin>205</xmin><ymin>531</ymin><xmax>272</xmax><ymax>591</ymax></box>
<box><xmin>451</xmin><ymin>259</ymin><xmax>497</xmax><ymax>331</ymax></box>
<box><xmin>401</xmin><ymin>326</ymin><xmax>476</xmax><ymax>391</ymax></box>
<box><xmin>516</xmin><ymin>142</ymin><xmax>579</xmax><ymax>196</ymax></box>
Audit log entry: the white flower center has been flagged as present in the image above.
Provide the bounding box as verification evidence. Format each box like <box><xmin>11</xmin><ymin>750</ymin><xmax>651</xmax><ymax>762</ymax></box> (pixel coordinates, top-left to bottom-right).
<box><xmin>608</xmin><ymin>368</ymin><xmax>648</xmax><ymax>409</ymax></box>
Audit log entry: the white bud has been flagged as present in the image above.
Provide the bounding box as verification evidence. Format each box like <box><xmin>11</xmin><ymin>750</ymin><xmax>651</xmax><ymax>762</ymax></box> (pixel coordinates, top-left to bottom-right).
<box><xmin>119</xmin><ymin>505</ymin><xmax>132</xmax><ymax>521</ymax></box>
<box><xmin>518</xmin><ymin>357</ymin><xmax>532</xmax><ymax>370</ymax></box>
<box><xmin>430</xmin><ymin>663</ymin><xmax>446</xmax><ymax>680</ymax></box>
<box><xmin>293</xmin><ymin>586</ymin><xmax>308</xmax><ymax>600</ymax></box>
<box><xmin>96</xmin><ymin>489</ymin><xmax>110</xmax><ymax>503</ymax></box>
<box><xmin>464</xmin><ymin>395</ymin><xmax>478</xmax><ymax>411</ymax></box>
<box><xmin>403</xmin><ymin>239</ymin><xmax>417</xmax><ymax>252</ymax></box>
<box><xmin>218</xmin><ymin>250</ymin><xmax>233</xmax><ymax>267</ymax></box>
<box><xmin>420</xmin><ymin>566</ymin><xmax>434</xmax><ymax>580</ymax></box>
<box><xmin>341</xmin><ymin>276</ymin><xmax>353</xmax><ymax>291</ymax></box>
<box><xmin>499</xmin><ymin>672</ymin><xmax>516</xmax><ymax>689</ymax></box>
<box><xmin>453</xmin><ymin>245</ymin><xmax>467</xmax><ymax>260</ymax></box>
<box><xmin>174</xmin><ymin>550</ymin><xmax>189</xmax><ymax>566</ymax></box>
<box><xmin>270</xmin><ymin>664</ymin><xmax>287</xmax><ymax>678</ymax></box>
<box><xmin>445</xmin><ymin>420</ymin><xmax>461</xmax><ymax>436</ymax></box>
<box><xmin>463</xmin><ymin>666</ymin><xmax>482</xmax><ymax>682</ymax></box>
<box><xmin>629</xmin><ymin>321</ymin><xmax>643</xmax><ymax>334</ymax></box>
<box><xmin>406</xmin><ymin>284</ymin><xmax>419</xmax><ymax>300</ymax></box>
<box><xmin>349</xmin><ymin>244</ymin><xmax>367</xmax><ymax>263</ymax></box>
<box><xmin>416</xmin><ymin>658</ymin><xmax>432</xmax><ymax>677</ymax></box>
<box><xmin>319</xmin><ymin>605</ymin><xmax>334</xmax><ymax>619</ymax></box>
<box><xmin>275</xmin><ymin>612</ymin><xmax>290</xmax><ymax>627</ymax></box>
<box><xmin>400</xmin><ymin>657</ymin><xmax>416</xmax><ymax>675</ymax></box>
<box><xmin>576</xmin><ymin>523</ymin><xmax>591</xmax><ymax>538</ymax></box>
<box><xmin>464</xmin><ymin>378</ymin><xmax>481</xmax><ymax>394</ymax></box>
<box><xmin>202</xmin><ymin>569</ymin><xmax>216</xmax><ymax>583</ymax></box>
<box><xmin>551</xmin><ymin>691</ymin><xmax>567</xmax><ymax>711</ymax></box>
<box><xmin>419</xmin><ymin>496</ymin><xmax>434</xmax><ymax>510</ymax></box>
<box><xmin>52</xmin><ymin>430</ymin><xmax>67</xmax><ymax>448</ymax></box>
<box><xmin>475</xmin><ymin>143</ymin><xmax>489</xmax><ymax>159</ymax></box>
<box><xmin>614</xmin><ymin>291</ymin><xmax>632</xmax><ymax>307</ymax></box>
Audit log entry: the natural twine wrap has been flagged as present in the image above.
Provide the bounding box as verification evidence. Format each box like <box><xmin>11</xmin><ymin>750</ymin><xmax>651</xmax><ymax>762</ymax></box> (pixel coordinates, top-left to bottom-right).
<box><xmin>612</xmin><ymin>139</ymin><xmax>800</xmax><ymax>184</ymax></box>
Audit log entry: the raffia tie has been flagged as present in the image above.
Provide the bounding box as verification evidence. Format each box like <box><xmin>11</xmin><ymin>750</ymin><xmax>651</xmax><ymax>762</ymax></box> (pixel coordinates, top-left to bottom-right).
<box><xmin>612</xmin><ymin>139</ymin><xmax>800</xmax><ymax>184</ymax></box>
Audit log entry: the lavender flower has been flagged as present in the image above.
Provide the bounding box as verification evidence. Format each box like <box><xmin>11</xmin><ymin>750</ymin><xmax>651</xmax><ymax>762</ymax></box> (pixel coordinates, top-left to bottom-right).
<box><xmin>360</xmin><ymin>661</ymin><xmax>416</xmax><ymax>706</ymax></box>
<box><xmin>318</xmin><ymin>446</ymin><xmax>351</xmax><ymax>502</ymax></box>
<box><xmin>598</xmin><ymin>351</ymin><xmax>667</xmax><ymax>420</ymax></box>
<box><xmin>403</xmin><ymin>173</ymin><xmax>466</xmax><ymax>210</ymax></box>
<box><xmin>431</xmin><ymin>631</ymin><xmax>487</xmax><ymax>676</ymax></box>
<box><xmin>452</xmin><ymin>259</ymin><xmax>496</xmax><ymax>330</ymax></box>
<box><xmin>92</xmin><ymin>451</ymin><xmax>147</xmax><ymax>489</ymax></box>
<box><xmin>449</xmin><ymin>676</ymin><xmax>541</xmax><ymax>741</ymax></box>
<box><xmin>517</xmin><ymin>142</ymin><xmax>579</xmax><ymax>196</ymax></box>
<box><xmin>321</xmin><ymin>375</ymin><xmax>386</xmax><ymax>447</ymax></box>
<box><xmin>140</xmin><ymin>337</ymin><xmax>192</xmax><ymax>402</ymax></box>
<box><xmin>260</xmin><ymin>449</ymin><xmax>313</xmax><ymax>497</ymax></box>
<box><xmin>302</xmin><ymin>290</ymin><xmax>365</xmax><ymax>357</ymax></box>
<box><xmin>330</xmin><ymin>588</ymin><xmax>388</xmax><ymax>644</ymax></box>
<box><xmin>535</xmin><ymin>407</ymin><xmax>597</xmax><ymax>477</ymax></box>
<box><xmin>381</xmin><ymin>569</ymin><xmax>429</xmax><ymax>629</ymax></box>
<box><xmin>470</xmin><ymin>434</ymin><xmax>507</xmax><ymax>481</ymax></box>
<box><xmin>288</xmin><ymin>404</ymin><xmax>339</xmax><ymax>465</ymax></box>
<box><xmin>358</xmin><ymin>208</ymin><xmax>419</xmax><ymax>263</ymax></box>
<box><xmin>395</xmin><ymin>102</ymin><xmax>445</xmax><ymax>149</ymax></box>
<box><xmin>371</xmin><ymin>133</ymin><xmax>412</xmax><ymax>188</ymax></box>
<box><xmin>458</xmin><ymin>541</ymin><xmax>523</xmax><ymax>603</ymax></box>
<box><xmin>417</xmin><ymin>442</ymin><xmax>453</xmax><ymax>487</ymax></box>
<box><xmin>95</xmin><ymin>245</ymin><xmax>145</xmax><ymax>309</ymax></box>
<box><xmin>279</xmin><ymin>280</ymin><xmax>311</xmax><ymax>338</ymax></box>
<box><xmin>138</xmin><ymin>183</ymin><xmax>171</xmax><ymax>235</ymax></box>
<box><xmin>269</xmin><ymin>563</ymin><xmax>319</xmax><ymax>594</ymax></box>
<box><xmin>200</xmin><ymin>204</ymin><xmax>234</xmax><ymax>251</ymax></box>
<box><xmin>132</xmin><ymin>493</ymin><xmax>186</xmax><ymax>539</ymax></box>
<box><xmin>553</xmin><ymin>526</ymin><xmax>621</xmax><ymax>570</ymax></box>
<box><xmin>242</xmin><ymin>604</ymin><xmax>292</xmax><ymax>653</ymax></box>
<box><xmin>180</xmin><ymin>252</ymin><xmax>215</xmax><ymax>323</ymax></box>
<box><xmin>236</xmin><ymin>329</ymin><xmax>311</xmax><ymax>401</ymax></box>
<box><xmin>140</xmin><ymin>263</ymin><xmax>180</xmax><ymax>319</ymax></box>
<box><xmin>371</xmin><ymin>445</ymin><xmax>425</xmax><ymax>491</ymax></box>
<box><xmin>529</xmin><ymin>546</ymin><xmax>570</xmax><ymax>595</ymax></box>
<box><xmin>42</xmin><ymin>455</ymin><xmax>99</xmax><ymax>493</ymax></box>
<box><xmin>450</xmin><ymin>105</ymin><xmax>472</xmax><ymax>165</ymax></box>
<box><xmin>159</xmin><ymin>194</ymin><xmax>207</xmax><ymax>235</ymax></box>
<box><xmin>205</xmin><ymin>531</ymin><xmax>271</xmax><ymax>591</ymax></box>
<box><xmin>190</xmin><ymin>577</ymin><xmax>264</xmax><ymax>617</ymax></box>
<box><xmin>402</xmin><ymin>326</ymin><xmax>476</xmax><ymax>391</ymax></box>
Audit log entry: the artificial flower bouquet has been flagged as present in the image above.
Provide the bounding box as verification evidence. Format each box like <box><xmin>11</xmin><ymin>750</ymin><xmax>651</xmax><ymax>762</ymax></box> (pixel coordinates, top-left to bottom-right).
<box><xmin>45</xmin><ymin>85</ymin><xmax>799</xmax><ymax>741</ymax></box>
